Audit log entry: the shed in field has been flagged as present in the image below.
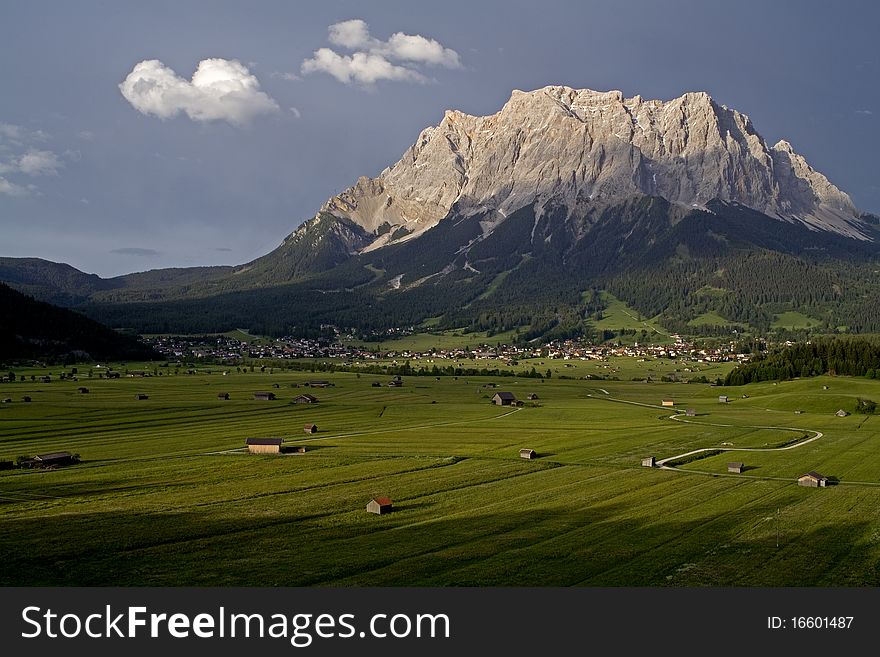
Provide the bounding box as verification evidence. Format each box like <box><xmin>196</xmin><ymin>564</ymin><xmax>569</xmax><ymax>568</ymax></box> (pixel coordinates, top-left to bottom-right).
<box><xmin>387</xmin><ymin>378</ymin><xmax>403</xmax><ymax>387</ymax></box>
<box><xmin>293</xmin><ymin>394</ymin><xmax>318</xmax><ymax>404</ymax></box>
<box><xmin>685</xmin><ymin>409</ymin><xmax>696</xmax><ymax>417</ymax></box>
<box><xmin>246</xmin><ymin>437</ymin><xmax>283</xmax><ymax>454</ymax></box>
<box><xmin>794</xmin><ymin>409</ymin><xmax>803</xmax><ymax>414</ymax></box>
<box><xmin>519</xmin><ymin>448</ymin><xmax>537</xmax><ymax>460</ymax></box>
<box><xmin>727</xmin><ymin>462</ymin><xmax>744</xmax><ymax>474</ymax></box>
<box><xmin>135</xmin><ymin>393</ymin><xmax>149</xmax><ymax>400</ymax></box>
<box><xmin>40</xmin><ymin>376</ymin><xmax>51</xmax><ymax>383</ymax></box>
<box><xmin>798</xmin><ymin>471</ymin><xmax>828</xmax><ymax>488</ymax></box>
<box><xmin>78</xmin><ymin>387</ymin><xmax>89</xmax><ymax>394</ymax></box>
<box><xmin>492</xmin><ymin>392</ymin><xmax>518</xmax><ymax>406</ymax></box>
<box><xmin>836</xmin><ymin>409</ymin><xmax>849</xmax><ymax>417</ymax></box>
<box><xmin>303</xmin><ymin>423</ymin><xmax>318</xmax><ymax>434</ymax></box>
<box><xmin>22</xmin><ymin>396</ymin><xmax>31</xmax><ymax>403</ymax></box>
<box><xmin>366</xmin><ymin>497</ymin><xmax>393</xmax><ymax>515</ymax></box>
<box><xmin>217</xmin><ymin>392</ymin><xmax>230</xmax><ymax>400</ymax></box>
<box><xmin>371</xmin><ymin>381</ymin><xmax>381</xmax><ymax>387</ymax></box>
<box><xmin>20</xmin><ymin>452</ymin><xmax>77</xmax><ymax>469</ymax></box>
<box><xmin>641</xmin><ymin>456</ymin><xmax>656</xmax><ymax>468</ymax></box>
<box><xmin>527</xmin><ymin>393</ymin><xmax>539</xmax><ymax>400</ymax></box>
<box><xmin>307</xmin><ymin>380</ymin><xmax>333</xmax><ymax>388</ymax></box>
<box><xmin>661</xmin><ymin>399</ymin><xmax>675</xmax><ymax>407</ymax></box>
<box><xmin>254</xmin><ymin>391</ymin><xmax>276</xmax><ymax>401</ymax></box>
<box><xmin>718</xmin><ymin>395</ymin><xmax>729</xmax><ymax>403</ymax></box>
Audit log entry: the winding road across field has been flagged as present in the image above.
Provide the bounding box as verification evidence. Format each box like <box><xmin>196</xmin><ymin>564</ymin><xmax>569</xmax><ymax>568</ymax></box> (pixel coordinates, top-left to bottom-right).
<box><xmin>583</xmin><ymin>391</ymin><xmax>852</xmax><ymax>485</ymax></box>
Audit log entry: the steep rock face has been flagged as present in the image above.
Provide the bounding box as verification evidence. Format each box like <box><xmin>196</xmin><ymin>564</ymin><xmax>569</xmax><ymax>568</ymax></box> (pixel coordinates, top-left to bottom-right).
<box><xmin>314</xmin><ymin>85</ymin><xmax>868</xmax><ymax>245</ymax></box>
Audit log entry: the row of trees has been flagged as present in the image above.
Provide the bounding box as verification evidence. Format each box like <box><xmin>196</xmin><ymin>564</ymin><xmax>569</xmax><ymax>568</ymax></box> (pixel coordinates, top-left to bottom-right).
<box><xmin>724</xmin><ymin>337</ymin><xmax>880</xmax><ymax>385</ymax></box>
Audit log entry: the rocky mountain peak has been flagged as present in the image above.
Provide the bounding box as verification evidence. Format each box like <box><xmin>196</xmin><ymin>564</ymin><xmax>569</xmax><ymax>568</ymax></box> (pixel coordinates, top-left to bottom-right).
<box><xmin>306</xmin><ymin>85</ymin><xmax>869</xmax><ymax>252</ymax></box>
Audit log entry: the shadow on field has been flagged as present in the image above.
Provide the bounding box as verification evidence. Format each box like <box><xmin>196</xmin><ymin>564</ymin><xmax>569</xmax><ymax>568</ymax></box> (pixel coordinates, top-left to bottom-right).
<box><xmin>0</xmin><ymin>492</ymin><xmax>876</xmax><ymax>586</ymax></box>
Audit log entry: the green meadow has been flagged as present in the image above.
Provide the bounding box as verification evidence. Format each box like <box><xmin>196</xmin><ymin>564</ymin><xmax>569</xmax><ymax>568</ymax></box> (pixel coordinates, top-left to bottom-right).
<box><xmin>1</xmin><ymin>366</ymin><xmax>879</xmax><ymax>586</ymax></box>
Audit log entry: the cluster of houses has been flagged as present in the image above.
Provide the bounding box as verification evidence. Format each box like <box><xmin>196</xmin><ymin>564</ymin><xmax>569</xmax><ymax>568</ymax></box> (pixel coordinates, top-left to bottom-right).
<box><xmin>141</xmin><ymin>326</ymin><xmax>757</xmax><ymax>368</ymax></box>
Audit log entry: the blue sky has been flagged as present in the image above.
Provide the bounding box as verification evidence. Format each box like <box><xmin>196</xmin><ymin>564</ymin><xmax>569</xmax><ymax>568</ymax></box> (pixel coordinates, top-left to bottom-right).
<box><xmin>1</xmin><ymin>0</ymin><xmax>878</xmax><ymax>276</ymax></box>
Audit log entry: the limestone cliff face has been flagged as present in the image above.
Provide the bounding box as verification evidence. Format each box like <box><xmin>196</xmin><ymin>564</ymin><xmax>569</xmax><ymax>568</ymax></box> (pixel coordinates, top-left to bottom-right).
<box><xmin>300</xmin><ymin>85</ymin><xmax>868</xmax><ymax>250</ymax></box>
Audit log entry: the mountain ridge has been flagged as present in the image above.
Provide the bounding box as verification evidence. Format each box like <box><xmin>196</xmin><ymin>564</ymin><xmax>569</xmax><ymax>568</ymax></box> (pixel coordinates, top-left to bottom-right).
<box><xmin>3</xmin><ymin>85</ymin><xmax>880</xmax><ymax>339</ymax></box>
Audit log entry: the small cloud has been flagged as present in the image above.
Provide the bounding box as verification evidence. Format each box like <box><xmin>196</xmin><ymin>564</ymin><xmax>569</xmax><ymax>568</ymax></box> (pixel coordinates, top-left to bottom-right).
<box><xmin>80</xmin><ymin>197</ymin><xmax>90</xmax><ymax>204</ymax></box>
<box><xmin>110</xmin><ymin>247</ymin><xmax>162</xmax><ymax>257</ymax></box>
<box><xmin>77</xmin><ymin>130</ymin><xmax>96</xmax><ymax>140</ymax></box>
<box><xmin>214</xmin><ymin>247</ymin><xmax>233</xmax><ymax>252</ymax></box>
<box><xmin>0</xmin><ymin>122</ymin><xmax>49</xmax><ymax>146</ymax></box>
<box><xmin>0</xmin><ymin>176</ymin><xmax>29</xmax><ymax>197</ymax></box>
<box><xmin>289</xmin><ymin>107</ymin><xmax>301</xmax><ymax>119</ymax></box>
<box><xmin>856</xmin><ymin>109</ymin><xmax>873</xmax><ymax>115</ymax></box>
<box><xmin>271</xmin><ymin>71</ymin><xmax>301</xmax><ymax>81</ymax></box>
<box><xmin>119</xmin><ymin>58</ymin><xmax>280</xmax><ymax>126</ymax></box>
<box><xmin>302</xmin><ymin>48</ymin><xmax>426</xmax><ymax>85</ymax></box>
<box><xmin>18</xmin><ymin>149</ymin><xmax>63</xmax><ymax>176</ymax></box>
<box><xmin>302</xmin><ymin>18</ymin><xmax>461</xmax><ymax>87</ymax></box>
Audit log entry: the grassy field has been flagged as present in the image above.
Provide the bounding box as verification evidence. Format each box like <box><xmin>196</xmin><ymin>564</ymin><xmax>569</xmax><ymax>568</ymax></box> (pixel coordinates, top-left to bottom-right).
<box><xmin>771</xmin><ymin>311</ymin><xmax>821</xmax><ymax>330</ymax></box>
<box><xmin>1</xmin><ymin>365</ymin><xmax>879</xmax><ymax>586</ymax></box>
<box><xmin>593</xmin><ymin>292</ymin><xmax>670</xmax><ymax>340</ymax></box>
<box><xmin>342</xmin><ymin>328</ymin><xmax>522</xmax><ymax>351</ymax></box>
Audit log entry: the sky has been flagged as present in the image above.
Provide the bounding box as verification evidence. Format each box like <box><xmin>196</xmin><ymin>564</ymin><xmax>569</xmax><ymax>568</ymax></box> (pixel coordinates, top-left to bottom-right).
<box><xmin>1</xmin><ymin>0</ymin><xmax>878</xmax><ymax>277</ymax></box>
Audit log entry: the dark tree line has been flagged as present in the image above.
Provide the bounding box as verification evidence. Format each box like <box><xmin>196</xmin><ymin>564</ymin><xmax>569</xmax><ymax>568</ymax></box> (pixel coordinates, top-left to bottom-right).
<box><xmin>724</xmin><ymin>337</ymin><xmax>880</xmax><ymax>385</ymax></box>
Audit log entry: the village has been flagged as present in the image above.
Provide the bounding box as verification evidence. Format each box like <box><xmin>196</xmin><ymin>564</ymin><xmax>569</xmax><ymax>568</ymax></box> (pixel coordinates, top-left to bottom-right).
<box><xmin>141</xmin><ymin>331</ymin><xmax>755</xmax><ymax>368</ymax></box>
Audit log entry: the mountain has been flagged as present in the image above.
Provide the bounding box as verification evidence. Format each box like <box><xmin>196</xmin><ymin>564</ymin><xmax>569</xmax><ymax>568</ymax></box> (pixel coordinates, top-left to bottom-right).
<box><xmin>0</xmin><ymin>283</ymin><xmax>160</xmax><ymax>362</ymax></box>
<box><xmin>308</xmin><ymin>85</ymin><xmax>871</xmax><ymax>254</ymax></box>
<box><xmin>3</xmin><ymin>86</ymin><xmax>880</xmax><ymax>339</ymax></box>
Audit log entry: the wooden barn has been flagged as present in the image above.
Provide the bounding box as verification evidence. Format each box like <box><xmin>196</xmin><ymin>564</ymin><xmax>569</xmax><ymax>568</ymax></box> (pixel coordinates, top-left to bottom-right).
<box><xmin>661</xmin><ymin>399</ymin><xmax>675</xmax><ymax>407</ymax></box>
<box><xmin>641</xmin><ymin>456</ymin><xmax>656</xmax><ymax>468</ymax></box>
<box><xmin>20</xmin><ymin>452</ymin><xmax>77</xmax><ymax>469</ymax></box>
<box><xmin>718</xmin><ymin>395</ymin><xmax>729</xmax><ymax>403</ymax></box>
<box><xmin>366</xmin><ymin>497</ymin><xmax>393</xmax><ymax>515</ymax></box>
<box><xmin>307</xmin><ymin>380</ymin><xmax>333</xmax><ymax>388</ymax></box>
<box><xmin>22</xmin><ymin>396</ymin><xmax>31</xmax><ymax>403</ymax></box>
<box><xmin>293</xmin><ymin>394</ymin><xmax>319</xmax><ymax>404</ymax></box>
<box><xmin>371</xmin><ymin>381</ymin><xmax>381</xmax><ymax>387</ymax></box>
<box><xmin>78</xmin><ymin>387</ymin><xmax>89</xmax><ymax>394</ymax></box>
<box><xmin>836</xmin><ymin>409</ymin><xmax>849</xmax><ymax>417</ymax></box>
<box><xmin>685</xmin><ymin>409</ymin><xmax>696</xmax><ymax>417</ymax></box>
<box><xmin>246</xmin><ymin>437</ymin><xmax>283</xmax><ymax>454</ymax></box>
<box><xmin>727</xmin><ymin>462</ymin><xmax>744</xmax><ymax>474</ymax></box>
<box><xmin>527</xmin><ymin>393</ymin><xmax>539</xmax><ymax>400</ymax></box>
<box><xmin>519</xmin><ymin>448</ymin><xmax>537</xmax><ymax>460</ymax></box>
<box><xmin>387</xmin><ymin>378</ymin><xmax>403</xmax><ymax>387</ymax></box>
<box><xmin>217</xmin><ymin>392</ymin><xmax>230</xmax><ymax>400</ymax></box>
<box><xmin>135</xmin><ymin>393</ymin><xmax>149</xmax><ymax>400</ymax></box>
<box><xmin>303</xmin><ymin>423</ymin><xmax>318</xmax><ymax>434</ymax></box>
<box><xmin>798</xmin><ymin>472</ymin><xmax>829</xmax><ymax>488</ymax></box>
<box><xmin>253</xmin><ymin>392</ymin><xmax>276</xmax><ymax>401</ymax></box>
<box><xmin>492</xmin><ymin>392</ymin><xmax>517</xmax><ymax>406</ymax></box>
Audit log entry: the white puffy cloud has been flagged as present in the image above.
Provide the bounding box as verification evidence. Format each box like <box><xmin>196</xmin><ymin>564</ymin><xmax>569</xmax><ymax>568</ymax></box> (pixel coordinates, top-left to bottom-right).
<box><xmin>328</xmin><ymin>19</ymin><xmax>373</xmax><ymax>49</ymax></box>
<box><xmin>384</xmin><ymin>32</ymin><xmax>461</xmax><ymax>68</ymax></box>
<box><xmin>302</xmin><ymin>48</ymin><xmax>426</xmax><ymax>85</ymax></box>
<box><xmin>302</xmin><ymin>19</ymin><xmax>461</xmax><ymax>86</ymax></box>
<box><xmin>119</xmin><ymin>58</ymin><xmax>280</xmax><ymax>125</ymax></box>
<box><xmin>18</xmin><ymin>149</ymin><xmax>63</xmax><ymax>176</ymax></box>
<box><xmin>0</xmin><ymin>176</ymin><xmax>29</xmax><ymax>197</ymax></box>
